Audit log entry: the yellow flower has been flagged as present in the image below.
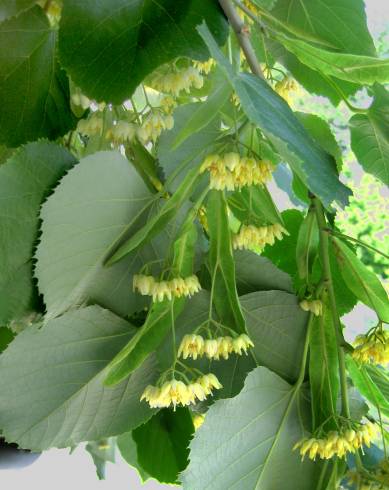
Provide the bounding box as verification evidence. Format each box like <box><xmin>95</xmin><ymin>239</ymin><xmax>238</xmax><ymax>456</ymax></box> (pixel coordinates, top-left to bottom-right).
<box><xmin>77</xmin><ymin>115</ymin><xmax>103</xmax><ymax>136</ymax></box>
<box><xmin>160</xmin><ymin>95</ymin><xmax>177</xmax><ymax>113</ymax></box>
<box><xmin>275</xmin><ymin>77</ymin><xmax>299</xmax><ymax>106</ymax></box>
<box><xmin>133</xmin><ymin>274</ymin><xmax>155</xmax><ymax>296</ymax></box>
<box><xmin>178</xmin><ymin>334</ymin><xmax>205</xmax><ymax>360</ymax></box>
<box><xmin>152</xmin><ymin>281</ymin><xmax>172</xmax><ymax>302</ymax></box>
<box><xmin>192</xmin><ymin>413</ymin><xmax>205</xmax><ymax>430</ymax></box>
<box><xmin>133</xmin><ymin>274</ymin><xmax>201</xmax><ymax>302</ymax></box>
<box><xmin>149</xmin><ymin>66</ymin><xmax>203</xmax><ymax>96</ymax></box>
<box><xmin>193</xmin><ymin>58</ymin><xmax>216</xmax><ymax>74</ymax></box>
<box><xmin>204</xmin><ymin>339</ymin><xmax>219</xmax><ymax>359</ymax></box>
<box><xmin>198</xmin><ymin>373</ymin><xmax>223</xmax><ymax>394</ymax></box>
<box><xmin>107</xmin><ymin>120</ymin><xmax>136</xmax><ymax>143</ymax></box>
<box><xmin>352</xmin><ymin>330</ymin><xmax>389</xmax><ymax>364</ymax></box>
<box><xmin>232</xmin><ymin>334</ymin><xmax>254</xmax><ymax>355</ymax></box>
<box><xmin>232</xmin><ymin>224</ymin><xmax>287</xmax><ymax>251</ymax></box>
<box><xmin>216</xmin><ymin>336</ymin><xmax>234</xmax><ymax>360</ymax></box>
<box><xmin>299</xmin><ymin>299</ymin><xmax>323</xmax><ymax>316</ymax></box>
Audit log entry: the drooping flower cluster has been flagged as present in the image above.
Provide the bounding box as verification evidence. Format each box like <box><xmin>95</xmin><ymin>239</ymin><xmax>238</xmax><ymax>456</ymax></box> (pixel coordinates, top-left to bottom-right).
<box><xmin>193</xmin><ymin>58</ymin><xmax>216</xmax><ymax>74</ymax></box>
<box><xmin>140</xmin><ymin>374</ymin><xmax>222</xmax><ymax>409</ymax></box>
<box><xmin>177</xmin><ymin>333</ymin><xmax>254</xmax><ymax>360</ymax></box>
<box><xmin>232</xmin><ymin>223</ymin><xmax>288</xmax><ymax>251</ymax></box>
<box><xmin>149</xmin><ymin>66</ymin><xmax>204</xmax><ymax>96</ymax></box>
<box><xmin>293</xmin><ymin>422</ymin><xmax>380</xmax><ymax>461</ymax></box>
<box><xmin>133</xmin><ymin>274</ymin><xmax>201</xmax><ymax>302</ymax></box>
<box><xmin>299</xmin><ymin>299</ymin><xmax>323</xmax><ymax>317</ymax></box>
<box><xmin>352</xmin><ymin>329</ymin><xmax>389</xmax><ymax>365</ymax></box>
<box><xmin>136</xmin><ymin>112</ymin><xmax>174</xmax><ymax>143</ymax></box>
<box><xmin>77</xmin><ymin>115</ymin><xmax>103</xmax><ymax>136</ymax></box>
<box><xmin>160</xmin><ymin>96</ymin><xmax>177</xmax><ymax>114</ymax></box>
<box><xmin>106</xmin><ymin>121</ymin><xmax>137</xmax><ymax>144</ymax></box>
<box><xmin>200</xmin><ymin>153</ymin><xmax>273</xmax><ymax>190</ymax></box>
<box><xmin>275</xmin><ymin>77</ymin><xmax>299</xmax><ymax>106</ymax></box>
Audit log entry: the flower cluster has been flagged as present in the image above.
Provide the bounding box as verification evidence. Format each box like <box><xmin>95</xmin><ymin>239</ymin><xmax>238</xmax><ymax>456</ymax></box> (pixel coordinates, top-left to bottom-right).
<box><xmin>160</xmin><ymin>96</ymin><xmax>177</xmax><ymax>114</ymax></box>
<box><xmin>347</xmin><ymin>459</ymin><xmax>389</xmax><ymax>490</ymax></box>
<box><xmin>137</xmin><ymin>112</ymin><xmax>174</xmax><ymax>143</ymax></box>
<box><xmin>200</xmin><ymin>153</ymin><xmax>273</xmax><ymax>191</ymax></box>
<box><xmin>106</xmin><ymin>121</ymin><xmax>136</xmax><ymax>144</ymax></box>
<box><xmin>299</xmin><ymin>299</ymin><xmax>323</xmax><ymax>317</ymax></box>
<box><xmin>193</xmin><ymin>58</ymin><xmax>216</xmax><ymax>74</ymax></box>
<box><xmin>140</xmin><ymin>374</ymin><xmax>222</xmax><ymax>409</ymax></box>
<box><xmin>77</xmin><ymin>115</ymin><xmax>103</xmax><ymax>136</ymax></box>
<box><xmin>133</xmin><ymin>274</ymin><xmax>201</xmax><ymax>302</ymax></box>
<box><xmin>149</xmin><ymin>66</ymin><xmax>204</xmax><ymax>96</ymax></box>
<box><xmin>232</xmin><ymin>223</ymin><xmax>287</xmax><ymax>251</ymax></box>
<box><xmin>352</xmin><ymin>330</ymin><xmax>389</xmax><ymax>364</ymax></box>
<box><xmin>275</xmin><ymin>77</ymin><xmax>299</xmax><ymax>106</ymax></box>
<box><xmin>293</xmin><ymin>422</ymin><xmax>380</xmax><ymax>461</ymax></box>
<box><xmin>178</xmin><ymin>333</ymin><xmax>254</xmax><ymax>360</ymax></box>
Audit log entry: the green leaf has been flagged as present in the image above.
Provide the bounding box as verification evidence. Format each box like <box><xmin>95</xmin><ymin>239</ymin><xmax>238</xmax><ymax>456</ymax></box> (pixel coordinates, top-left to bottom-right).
<box><xmin>347</xmin><ymin>357</ymin><xmax>389</xmax><ymax>418</ymax></box>
<box><xmin>157</xmin><ymin>102</ymin><xmax>221</xmax><ymax>189</ymax></box>
<box><xmin>332</xmin><ymin>237</ymin><xmax>389</xmax><ymax>323</ymax></box>
<box><xmin>58</xmin><ymin>0</ymin><xmax>228</xmax><ymax>103</ymax></box>
<box><xmin>198</xmin><ymin>23</ymin><xmax>351</xmax><ymax>209</ymax></box>
<box><xmin>132</xmin><ymin>408</ymin><xmax>194</xmax><ymax>484</ymax></box>
<box><xmin>296</xmin><ymin>208</ymin><xmax>319</xmax><ymax>281</ymax></box>
<box><xmin>241</xmin><ymin>290</ymin><xmax>309</xmax><ymax>383</ymax></box>
<box><xmin>104</xmin><ymin>221</ymin><xmax>198</xmax><ymax>385</ymax></box>
<box><xmin>207</xmin><ymin>190</ymin><xmax>246</xmax><ymax>333</ymax></box>
<box><xmin>228</xmin><ymin>185</ymin><xmax>283</xmax><ymax>226</ymax></box>
<box><xmin>35</xmin><ymin>151</ymin><xmax>168</xmax><ymax>321</ymax></box>
<box><xmin>269</xmin><ymin>0</ymin><xmax>376</xmax><ymax>56</ymax></box>
<box><xmin>0</xmin><ymin>7</ymin><xmax>76</xmax><ymax>147</ymax></box>
<box><xmin>182</xmin><ymin>367</ymin><xmax>323</xmax><ymax>490</ymax></box>
<box><xmin>157</xmin><ymin>290</ymin><xmax>256</xmax><ymax>401</ymax></box>
<box><xmin>296</xmin><ymin>113</ymin><xmax>343</xmax><ymax>171</ymax></box>
<box><xmin>0</xmin><ymin>0</ymin><xmax>36</xmax><ymax>21</ymax></box>
<box><xmin>251</xmin><ymin>0</ymin><xmax>278</xmax><ymax>10</ymax></box>
<box><xmin>235</xmin><ymin>250</ymin><xmax>293</xmax><ymax>295</ymax></box>
<box><xmin>86</xmin><ymin>438</ymin><xmax>116</xmax><ymax>480</ymax></box>
<box><xmin>0</xmin><ymin>327</ymin><xmax>14</xmax><ymax>353</ymax></box>
<box><xmin>350</xmin><ymin>85</ymin><xmax>389</xmax><ymax>186</ymax></box>
<box><xmin>172</xmin><ymin>75</ymin><xmax>231</xmax><ymax>149</ymax></box>
<box><xmin>0</xmin><ymin>305</ymin><xmax>158</xmax><ymax>450</ymax></box>
<box><xmin>106</xmin><ymin>167</ymin><xmax>199</xmax><ymax>265</ymax></box>
<box><xmin>117</xmin><ymin>431</ymin><xmax>151</xmax><ymax>483</ymax></box>
<box><xmin>277</xmin><ymin>34</ymin><xmax>389</xmax><ymax>86</ymax></box>
<box><xmin>0</xmin><ymin>142</ymin><xmax>76</xmax><ymax>324</ymax></box>
<box><xmin>262</xmin><ymin>209</ymin><xmax>304</xmax><ymax>279</ymax></box>
<box><xmin>309</xmin><ymin>298</ymin><xmax>339</xmax><ymax>429</ymax></box>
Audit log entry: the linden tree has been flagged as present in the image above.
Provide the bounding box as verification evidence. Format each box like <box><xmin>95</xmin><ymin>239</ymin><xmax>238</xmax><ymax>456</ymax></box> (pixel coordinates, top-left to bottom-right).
<box><xmin>0</xmin><ymin>0</ymin><xmax>388</xmax><ymax>488</ymax></box>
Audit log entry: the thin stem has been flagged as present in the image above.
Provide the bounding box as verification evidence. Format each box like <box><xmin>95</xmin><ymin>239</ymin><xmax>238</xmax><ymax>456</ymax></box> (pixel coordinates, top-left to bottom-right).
<box><xmin>328</xmin><ymin>229</ymin><xmax>389</xmax><ymax>261</ymax></box>
<box><xmin>218</xmin><ymin>0</ymin><xmax>265</xmax><ymax>79</ymax></box>
<box><xmin>296</xmin><ymin>311</ymin><xmax>315</xmax><ymax>388</ymax></box>
<box><xmin>313</xmin><ymin>197</ymin><xmax>350</xmax><ymax>419</ymax></box>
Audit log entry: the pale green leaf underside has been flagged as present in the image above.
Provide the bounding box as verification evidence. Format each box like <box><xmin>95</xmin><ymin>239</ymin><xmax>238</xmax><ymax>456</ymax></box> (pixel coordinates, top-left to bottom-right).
<box><xmin>0</xmin><ymin>305</ymin><xmax>157</xmax><ymax>451</ymax></box>
<box><xmin>35</xmin><ymin>151</ymin><xmax>169</xmax><ymax>321</ymax></box>
<box><xmin>0</xmin><ymin>142</ymin><xmax>76</xmax><ymax>324</ymax></box>
<box><xmin>182</xmin><ymin>366</ymin><xmax>321</xmax><ymax>490</ymax></box>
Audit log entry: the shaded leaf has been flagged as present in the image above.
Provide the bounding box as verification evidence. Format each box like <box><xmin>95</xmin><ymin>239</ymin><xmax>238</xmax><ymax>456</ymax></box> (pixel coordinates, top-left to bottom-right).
<box><xmin>0</xmin><ymin>305</ymin><xmax>158</xmax><ymax>450</ymax></box>
<box><xmin>235</xmin><ymin>250</ymin><xmax>293</xmax><ymax>295</ymax></box>
<box><xmin>117</xmin><ymin>431</ymin><xmax>150</xmax><ymax>483</ymax></box>
<box><xmin>132</xmin><ymin>408</ymin><xmax>194</xmax><ymax>484</ymax></box>
<box><xmin>198</xmin><ymin>23</ymin><xmax>351</xmax><ymax>208</ymax></box>
<box><xmin>0</xmin><ymin>0</ymin><xmax>36</xmax><ymax>21</ymax></box>
<box><xmin>350</xmin><ymin>85</ymin><xmax>389</xmax><ymax>186</ymax></box>
<box><xmin>241</xmin><ymin>290</ymin><xmax>309</xmax><ymax>383</ymax></box>
<box><xmin>296</xmin><ymin>207</ymin><xmax>319</xmax><ymax>281</ymax></box>
<box><xmin>0</xmin><ymin>327</ymin><xmax>14</xmax><ymax>354</ymax></box>
<box><xmin>0</xmin><ymin>7</ymin><xmax>76</xmax><ymax>147</ymax></box>
<box><xmin>207</xmin><ymin>190</ymin><xmax>246</xmax><ymax>333</ymax></box>
<box><xmin>182</xmin><ymin>367</ymin><xmax>323</xmax><ymax>490</ymax></box>
<box><xmin>332</xmin><ymin>237</ymin><xmax>389</xmax><ymax>323</ymax></box>
<box><xmin>59</xmin><ymin>0</ymin><xmax>228</xmax><ymax>103</ymax></box>
<box><xmin>0</xmin><ymin>142</ymin><xmax>76</xmax><ymax>324</ymax></box>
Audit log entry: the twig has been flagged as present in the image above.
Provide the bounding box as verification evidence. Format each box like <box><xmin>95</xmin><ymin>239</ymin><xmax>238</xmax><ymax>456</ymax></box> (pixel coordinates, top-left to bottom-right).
<box><xmin>218</xmin><ymin>0</ymin><xmax>265</xmax><ymax>79</ymax></box>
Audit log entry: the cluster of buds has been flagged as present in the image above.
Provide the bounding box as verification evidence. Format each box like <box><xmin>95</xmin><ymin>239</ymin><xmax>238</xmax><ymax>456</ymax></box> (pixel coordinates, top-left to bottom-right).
<box><xmin>347</xmin><ymin>459</ymin><xmax>389</xmax><ymax>490</ymax></box>
<box><xmin>133</xmin><ymin>274</ymin><xmax>201</xmax><ymax>302</ymax></box>
<box><xmin>140</xmin><ymin>374</ymin><xmax>222</xmax><ymax>410</ymax></box>
<box><xmin>177</xmin><ymin>333</ymin><xmax>254</xmax><ymax>361</ymax></box>
<box><xmin>352</xmin><ymin>329</ymin><xmax>389</xmax><ymax>364</ymax></box>
<box><xmin>106</xmin><ymin>121</ymin><xmax>136</xmax><ymax>144</ymax></box>
<box><xmin>293</xmin><ymin>422</ymin><xmax>380</xmax><ymax>461</ymax></box>
<box><xmin>149</xmin><ymin>66</ymin><xmax>203</xmax><ymax>96</ymax></box>
<box><xmin>275</xmin><ymin>77</ymin><xmax>299</xmax><ymax>106</ymax></box>
<box><xmin>160</xmin><ymin>96</ymin><xmax>177</xmax><ymax>114</ymax></box>
<box><xmin>200</xmin><ymin>153</ymin><xmax>273</xmax><ymax>191</ymax></box>
<box><xmin>299</xmin><ymin>299</ymin><xmax>323</xmax><ymax>317</ymax></box>
<box><xmin>77</xmin><ymin>115</ymin><xmax>103</xmax><ymax>136</ymax></box>
<box><xmin>232</xmin><ymin>223</ymin><xmax>288</xmax><ymax>251</ymax></box>
<box><xmin>192</xmin><ymin>58</ymin><xmax>216</xmax><ymax>75</ymax></box>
